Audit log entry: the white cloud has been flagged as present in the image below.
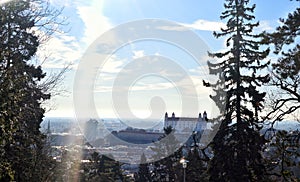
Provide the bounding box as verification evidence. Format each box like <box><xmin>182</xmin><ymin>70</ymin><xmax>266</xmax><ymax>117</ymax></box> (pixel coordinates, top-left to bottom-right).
<box><xmin>133</xmin><ymin>50</ymin><xmax>145</xmax><ymax>59</ymax></box>
<box><xmin>49</xmin><ymin>0</ymin><xmax>72</xmax><ymax>7</ymax></box>
<box><xmin>93</xmin><ymin>85</ymin><xmax>113</xmax><ymax>93</ymax></box>
<box><xmin>154</xmin><ymin>52</ymin><xmax>160</xmax><ymax>56</ymax></box>
<box><xmin>157</xmin><ymin>25</ymin><xmax>190</xmax><ymax>32</ymax></box>
<box><xmin>77</xmin><ymin>0</ymin><xmax>113</xmax><ymax>47</ymax></box>
<box><xmin>182</xmin><ymin>19</ymin><xmax>227</xmax><ymax>31</ymax></box>
<box><xmin>38</xmin><ymin>34</ymin><xmax>81</xmax><ymax>69</ymax></box>
<box><xmin>257</xmin><ymin>20</ymin><xmax>274</xmax><ymax>32</ymax></box>
<box><xmin>189</xmin><ymin>65</ymin><xmax>210</xmax><ymax>76</ymax></box>
<box><xmin>101</xmin><ymin>55</ymin><xmax>124</xmax><ymax>74</ymax></box>
<box><xmin>130</xmin><ymin>82</ymin><xmax>174</xmax><ymax>91</ymax></box>
<box><xmin>94</xmin><ymin>82</ymin><xmax>175</xmax><ymax>93</ymax></box>
<box><xmin>157</xmin><ymin>19</ymin><xmax>226</xmax><ymax>32</ymax></box>
<box><xmin>38</xmin><ymin>0</ymin><xmax>114</xmax><ymax>70</ymax></box>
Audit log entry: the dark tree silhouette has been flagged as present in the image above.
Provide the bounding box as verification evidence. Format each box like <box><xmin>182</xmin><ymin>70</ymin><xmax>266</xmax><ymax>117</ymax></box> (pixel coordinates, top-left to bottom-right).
<box><xmin>136</xmin><ymin>153</ymin><xmax>151</xmax><ymax>182</ymax></box>
<box><xmin>205</xmin><ymin>0</ymin><xmax>270</xmax><ymax>181</ymax></box>
<box><xmin>0</xmin><ymin>0</ymin><xmax>63</xmax><ymax>180</ymax></box>
<box><xmin>150</xmin><ymin>126</ymin><xmax>182</xmax><ymax>181</ymax></box>
<box><xmin>263</xmin><ymin>130</ymin><xmax>300</xmax><ymax>181</ymax></box>
<box><xmin>81</xmin><ymin>152</ymin><xmax>125</xmax><ymax>181</ymax></box>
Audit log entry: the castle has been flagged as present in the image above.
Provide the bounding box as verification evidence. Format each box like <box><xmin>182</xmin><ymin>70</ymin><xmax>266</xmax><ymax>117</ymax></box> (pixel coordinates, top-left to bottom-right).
<box><xmin>164</xmin><ymin>112</ymin><xmax>208</xmax><ymax>133</ymax></box>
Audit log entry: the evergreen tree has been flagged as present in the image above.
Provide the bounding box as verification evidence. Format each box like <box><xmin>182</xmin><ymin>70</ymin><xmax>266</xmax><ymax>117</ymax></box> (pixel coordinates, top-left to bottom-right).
<box><xmin>150</xmin><ymin>126</ymin><xmax>182</xmax><ymax>181</ymax></box>
<box><xmin>205</xmin><ymin>0</ymin><xmax>270</xmax><ymax>181</ymax></box>
<box><xmin>0</xmin><ymin>0</ymin><xmax>62</xmax><ymax>180</ymax></box>
<box><xmin>263</xmin><ymin>130</ymin><xmax>300</xmax><ymax>181</ymax></box>
<box><xmin>183</xmin><ymin>147</ymin><xmax>207</xmax><ymax>181</ymax></box>
<box><xmin>184</xmin><ymin>133</ymin><xmax>209</xmax><ymax>182</ymax></box>
<box><xmin>51</xmin><ymin>148</ymin><xmax>81</xmax><ymax>182</ymax></box>
<box><xmin>81</xmin><ymin>152</ymin><xmax>125</xmax><ymax>181</ymax></box>
<box><xmin>136</xmin><ymin>153</ymin><xmax>151</xmax><ymax>182</ymax></box>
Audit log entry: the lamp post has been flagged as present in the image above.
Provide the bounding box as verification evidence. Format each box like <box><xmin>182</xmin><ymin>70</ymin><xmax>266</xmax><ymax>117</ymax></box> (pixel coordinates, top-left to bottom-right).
<box><xmin>180</xmin><ymin>158</ymin><xmax>188</xmax><ymax>182</ymax></box>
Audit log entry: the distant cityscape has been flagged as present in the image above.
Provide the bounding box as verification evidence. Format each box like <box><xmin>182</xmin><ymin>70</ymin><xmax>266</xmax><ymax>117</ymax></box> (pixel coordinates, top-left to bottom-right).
<box><xmin>39</xmin><ymin>114</ymin><xmax>300</xmax><ymax>178</ymax></box>
<box><xmin>40</xmin><ymin>116</ymin><xmax>300</xmax><ymax>137</ymax></box>
<box><xmin>39</xmin><ymin>112</ymin><xmax>209</xmax><ymax>174</ymax></box>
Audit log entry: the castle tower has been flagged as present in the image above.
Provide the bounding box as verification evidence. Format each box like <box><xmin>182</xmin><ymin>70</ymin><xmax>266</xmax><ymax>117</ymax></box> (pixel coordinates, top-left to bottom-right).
<box><xmin>198</xmin><ymin>113</ymin><xmax>202</xmax><ymax>122</ymax></box>
<box><xmin>165</xmin><ymin>112</ymin><xmax>168</xmax><ymax>121</ymax></box>
<box><xmin>203</xmin><ymin>111</ymin><xmax>208</xmax><ymax>121</ymax></box>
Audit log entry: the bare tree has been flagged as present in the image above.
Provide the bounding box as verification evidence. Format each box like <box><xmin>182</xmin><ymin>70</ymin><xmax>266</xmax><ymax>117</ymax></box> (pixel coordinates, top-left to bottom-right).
<box><xmin>263</xmin><ymin>4</ymin><xmax>300</xmax><ymax>124</ymax></box>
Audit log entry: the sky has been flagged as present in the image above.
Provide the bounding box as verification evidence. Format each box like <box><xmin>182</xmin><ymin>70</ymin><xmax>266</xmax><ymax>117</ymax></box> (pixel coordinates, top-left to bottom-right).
<box><xmin>35</xmin><ymin>0</ymin><xmax>299</xmax><ymax>120</ymax></box>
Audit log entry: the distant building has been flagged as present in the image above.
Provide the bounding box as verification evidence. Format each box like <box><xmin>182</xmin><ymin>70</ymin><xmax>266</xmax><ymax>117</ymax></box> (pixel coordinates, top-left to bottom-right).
<box><xmin>164</xmin><ymin>112</ymin><xmax>208</xmax><ymax>133</ymax></box>
<box><xmin>108</xmin><ymin>128</ymin><xmax>162</xmax><ymax>145</ymax></box>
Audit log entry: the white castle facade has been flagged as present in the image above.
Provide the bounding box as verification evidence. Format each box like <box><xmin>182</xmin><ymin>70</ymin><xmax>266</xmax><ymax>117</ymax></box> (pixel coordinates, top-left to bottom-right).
<box><xmin>164</xmin><ymin>112</ymin><xmax>208</xmax><ymax>133</ymax></box>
